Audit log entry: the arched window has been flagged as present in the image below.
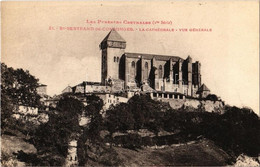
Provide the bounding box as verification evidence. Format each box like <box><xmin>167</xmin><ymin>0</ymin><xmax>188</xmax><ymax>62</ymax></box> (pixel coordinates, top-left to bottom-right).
<box><xmin>117</xmin><ymin>57</ymin><xmax>119</xmax><ymax>62</ymax></box>
<box><xmin>144</xmin><ymin>62</ymin><xmax>149</xmax><ymax>80</ymax></box>
<box><xmin>131</xmin><ymin>61</ymin><xmax>135</xmax><ymax>68</ymax></box>
<box><xmin>145</xmin><ymin>62</ymin><xmax>148</xmax><ymax>69</ymax></box>
<box><xmin>114</xmin><ymin>56</ymin><xmax>116</xmax><ymax>62</ymax></box>
<box><xmin>130</xmin><ymin>61</ymin><xmax>136</xmax><ymax>80</ymax></box>
<box><xmin>159</xmin><ymin>65</ymin><xmax>163</xmax><ymax>78</ymax></box>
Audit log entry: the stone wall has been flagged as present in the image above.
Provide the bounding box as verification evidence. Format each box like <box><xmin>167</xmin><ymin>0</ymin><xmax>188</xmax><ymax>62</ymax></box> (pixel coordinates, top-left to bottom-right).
<box><xmin>12</xmin><ymin>113</ymin><xmax>49</xmax><ymax>125</ymax></box>
<box><xmin>166</xmin><ymin>98</ymin><xmax>224</xmax><ymax>113</ymax></box>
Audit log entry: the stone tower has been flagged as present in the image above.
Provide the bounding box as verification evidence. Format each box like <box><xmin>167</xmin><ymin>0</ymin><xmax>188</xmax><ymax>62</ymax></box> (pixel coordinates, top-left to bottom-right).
<box><xmin>186</xmin><ymin>56</ymin><xmax>192</xmax><ymax>96</ymax></box>
<box><xmin>100</xmin><ymin>30</ymin><xmax>126</xmax><ymax>84</ymax></box>
<box><xmin>192</xmin><ymin>61</ymin><xmax>201</xmax><ymax>87</ymax></box>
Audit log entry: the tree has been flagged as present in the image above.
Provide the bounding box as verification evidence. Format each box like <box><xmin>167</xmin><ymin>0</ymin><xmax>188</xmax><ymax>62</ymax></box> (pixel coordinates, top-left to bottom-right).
<box><xmin>13</xmin><ymin>68</ymin><xmax>41</xmax><ymax>106</ymax></box>
<box><xmin>1</xmin><ymin>93</ymin><xmax>15</xmax><ymax>134</ymax></box>
<box><xmin>1</xmin><ymin>63</ymin><xmax>16</xmax><ymax>132</ymax></box>
<box><xmin>56</xmin><ymin>95</ymin><xmax>84</xmax><ymax>116</ymax></box>
<box><xmin>1</xmin><ymin>63</ymin><xmax>15</xmax><ymax>93</ymax></box>
<box><xmin>84</xmin><ymin>95</ymin><xmax>104</xmax><ymax>140</ymax></box>
<box><xmin>1</xmin><ymin>63</ymin><xmax>41</xmax><ymax>107</ymax></box>
<box><xmin>77</xmin><ymin>95</ymin><xmax>105</xmax><ymax>165</ymax></box>
<box><xmin>127</xmin><ymin>94</ymin><xmax>169</xmax><ymax>129</ymax></box>
<box><xmin>105</xmin><ymin>103</ymin><xmax>135</xmax><ymax>133</ymax></box>
<box><xmin>30</xmin><ymin>96</ymin><xmax>84</xmax><ymax>166</ymax></box>
<box><xmin>219</xmin><ymin>106</ymin><xmax>260</xmax><ymax>156</ymax></box>
<box><xmin>1</xmin><ymin>63</ymin><xmax>43</xmax><ymax>133</ymax></box>
<box><xmin>86</xmin><ymin>94</ymin><xmax>104</xmax><ymax>114</ymax></box>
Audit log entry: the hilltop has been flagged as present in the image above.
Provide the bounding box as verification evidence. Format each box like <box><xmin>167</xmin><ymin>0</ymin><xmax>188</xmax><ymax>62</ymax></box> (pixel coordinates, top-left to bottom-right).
<box><xmin>1</xmin><ymin>62</ymin><xmax>259</xmax><ymax>166</ymax></box>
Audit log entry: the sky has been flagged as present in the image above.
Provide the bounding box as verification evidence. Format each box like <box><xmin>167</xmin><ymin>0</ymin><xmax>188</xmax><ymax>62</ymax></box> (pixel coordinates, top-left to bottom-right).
<box><xmin>2</xmin><ymin>1</ymin><xmax>259</xmax><ymax>114</ymax></box>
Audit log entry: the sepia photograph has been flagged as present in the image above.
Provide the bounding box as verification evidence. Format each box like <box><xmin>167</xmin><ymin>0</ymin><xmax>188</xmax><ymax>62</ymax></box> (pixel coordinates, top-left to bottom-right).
<box><xmin>1</xmin><ymin>1</ymin><xmax>259</xmax><ymax>166</ymax></box>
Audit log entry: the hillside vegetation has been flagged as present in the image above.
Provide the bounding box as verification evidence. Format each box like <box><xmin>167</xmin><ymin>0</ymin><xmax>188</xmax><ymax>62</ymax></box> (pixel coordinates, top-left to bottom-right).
<box><xmin>103</xmin><ymin>95</ymin><xmax>260</xmax><ymax>155</ymax></box>
<box><xmin>75</xmin><ymin>94</ymin><xmax>260</xmax><ymax>166</ymax></box>
<box><xmin>2</xmin><ymin>94</ymin><xmax>260</xmax><ymax>166</ymax></box>
<box><xmin>1</xmin><ymin>63</ymin><xmax>260</xmax><ymax>166</ymax></box>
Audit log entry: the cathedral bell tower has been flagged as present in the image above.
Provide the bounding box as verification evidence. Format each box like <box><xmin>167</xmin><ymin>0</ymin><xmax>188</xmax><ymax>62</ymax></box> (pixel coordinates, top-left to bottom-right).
<box><xmin>100</xmin><ymin>29</ymin><xmax>126</xmax><ymax>85</ymax></box>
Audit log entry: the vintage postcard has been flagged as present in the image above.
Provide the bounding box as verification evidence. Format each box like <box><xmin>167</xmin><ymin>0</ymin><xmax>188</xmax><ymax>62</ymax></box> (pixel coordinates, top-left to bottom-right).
<box><xmin>1</xmin><ymin>1</ymin><xmax>259</xmax><ymax>166</ymax></box>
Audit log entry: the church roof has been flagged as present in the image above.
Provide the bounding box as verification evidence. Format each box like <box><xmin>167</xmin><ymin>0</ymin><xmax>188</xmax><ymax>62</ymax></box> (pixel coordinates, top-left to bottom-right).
<box><xmin>125</xmin><ymin>52</ymin><xmax>183</xmax><ymax>61</ymax></box>
<box><xmin>197</xmin><ymin>84</ymin><xmax>210</xmax><ymax>92</ymax></box>
<box><xmin>101</xmin><ymin>29</ymin><xmax>126</xmax><ymax>43</ymax></box>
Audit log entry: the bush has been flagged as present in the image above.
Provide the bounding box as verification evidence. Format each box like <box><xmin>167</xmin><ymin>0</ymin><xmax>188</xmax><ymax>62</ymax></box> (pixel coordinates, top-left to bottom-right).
<box><xmin>206</xmin><ymin>94</ymin><xmax>219</xmax><ymax>101</ymax></box>
<box><xmin>105</xmin><ymin>94</ymin><xmax>170</xmax><ymax>133</ymax></box>
<box><xmin>114</xmin><ymin>134</ymin><xmax>142</xmax><ymax>149</ymax></box>
<box><xmin>220</xmin><ymin>106</ymin><xmax>260</xmax><ymax>156</ymax></box>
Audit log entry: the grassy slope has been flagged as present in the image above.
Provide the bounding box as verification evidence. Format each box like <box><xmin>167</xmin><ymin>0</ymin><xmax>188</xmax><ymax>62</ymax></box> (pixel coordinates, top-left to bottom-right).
<box><xmin>1</xmin><ymin>134</ymin><xmax>37</xmax><ymax>166</ymax></box>
<box><xmin>87</xmin><ymin>139</ymin><xmax>232</xmax><ymax>166</ymax></box>
<box><xmin>1</xmin><ymin>131</ymin><xmax>233</xmax><ymax>166</ymax></box>
<box><xmin>2</xmin><ymin>135</ymin><xmax>36</xmax><ymax>154</ymax></box>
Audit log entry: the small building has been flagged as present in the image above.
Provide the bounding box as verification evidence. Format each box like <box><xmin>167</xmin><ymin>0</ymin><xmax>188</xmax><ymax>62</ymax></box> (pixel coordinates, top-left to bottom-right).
<box><xmin>197</xmin><ymin>84</ymin><xmax>210</xmax><ymax>98</ymax></box>
<box><xmin>62</xmin><ymin>86</ymin><xmax>73</xmax><ymax>94</ymax></box>
<box><xmin>44</xmin><ymin>95</ymin><xmax>61</xmax><ymax>108</ymax></box>
<box><xmin>36</xmin><ymin>84</ymin><xmax>47</xmax><ymax>96</ymax></box>
<box><xmin>97</xmin><ymin>93</ymin><xmax>129</xmax><ymax>110</ymax></box>
<box><xmin>71</xmin><ymin>81</ymin><xmax>111</xmax><ymax>94</ymax></box>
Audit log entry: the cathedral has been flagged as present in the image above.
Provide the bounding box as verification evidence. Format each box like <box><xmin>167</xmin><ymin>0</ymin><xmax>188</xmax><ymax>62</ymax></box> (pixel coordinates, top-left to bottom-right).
<box><xmin>100</xmin><ymin>29</ymin><xmax>208</xmax><ymax>98</ymax></box>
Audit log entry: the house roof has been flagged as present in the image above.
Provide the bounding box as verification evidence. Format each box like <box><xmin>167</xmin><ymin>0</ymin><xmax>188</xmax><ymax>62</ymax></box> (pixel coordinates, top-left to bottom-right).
<box><xmin>198</xmin><ymin>84</ymin><xmax>210</xmax><ymax>92</ymax></box>
<box><xmin>61</xmin><ymin>86</ymin><xmax>72</xmax><ymax>92</ymax></box>
<box><xmin>101</xmin><ymin>29</ymin><xmax>126</xmax><ymax>43</ymax></box>
<box><xmin>74</xmin><ymin>81</ymin><xmax>102</xmax><ymax>87</ymax></box>
<box><xmin>125</xmin><ymin>52</ymin><xmax>183</xmax><ymax>61</ymax></box>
